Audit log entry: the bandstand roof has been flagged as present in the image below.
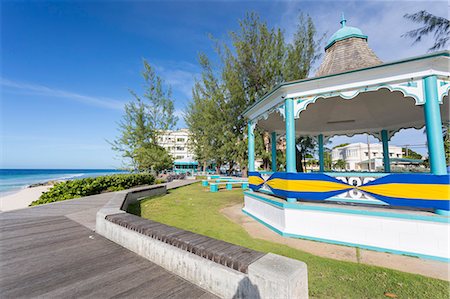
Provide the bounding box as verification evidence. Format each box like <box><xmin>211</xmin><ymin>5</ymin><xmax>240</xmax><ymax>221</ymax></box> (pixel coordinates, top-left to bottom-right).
<box><xmin>318</xmin><ymin>16</ymin><xmax>382</xmax><ymax>76</ymax></box>
<box><xmin>243</xmin><ymin>51</ymin><xmax>450</xmax><ymax>138</ymax></box>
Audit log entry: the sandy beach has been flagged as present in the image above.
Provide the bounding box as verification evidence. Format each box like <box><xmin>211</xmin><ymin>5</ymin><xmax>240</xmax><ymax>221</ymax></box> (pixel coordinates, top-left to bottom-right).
<box><xmin>0</xmin><ymin>185</ymin><xmax>52</xmax><ymax>212</ymax></box>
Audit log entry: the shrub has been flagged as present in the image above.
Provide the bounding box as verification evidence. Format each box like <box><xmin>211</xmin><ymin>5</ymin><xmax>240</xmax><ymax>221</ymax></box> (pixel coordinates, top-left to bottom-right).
<box><xmin>30</xmin><ymin>173</ymin><xmax>155</xmax><ymax>206</ymax></box>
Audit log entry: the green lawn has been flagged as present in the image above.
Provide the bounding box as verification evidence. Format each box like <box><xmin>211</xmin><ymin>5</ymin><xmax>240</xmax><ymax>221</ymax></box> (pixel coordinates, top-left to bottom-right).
<box><xmin>128</xmin><ymin>183</ymin><xmax>449</xmax><ymax>299</ymax></box>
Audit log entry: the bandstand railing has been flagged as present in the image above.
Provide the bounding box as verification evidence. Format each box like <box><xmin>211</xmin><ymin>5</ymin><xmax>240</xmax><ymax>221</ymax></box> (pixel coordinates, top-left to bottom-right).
<box><xmin>248</xmin><ymin>171</ymin><xmax>450</xmax><ymax>212</ymax></box>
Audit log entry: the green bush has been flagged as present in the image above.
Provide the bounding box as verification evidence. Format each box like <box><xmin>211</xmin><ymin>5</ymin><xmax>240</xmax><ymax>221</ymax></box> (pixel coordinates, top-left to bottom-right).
<box><xmin>30</xmin><ymin>173</ymin><xmax>155</xmax><ymax>206</ymax></box>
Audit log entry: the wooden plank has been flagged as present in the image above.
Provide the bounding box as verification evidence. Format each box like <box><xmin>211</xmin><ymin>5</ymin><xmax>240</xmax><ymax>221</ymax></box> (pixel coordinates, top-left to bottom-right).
<box><xmin>0</xmin><ymin>212</ymin><xmax>217</xmax><ymax>298</ymax></box>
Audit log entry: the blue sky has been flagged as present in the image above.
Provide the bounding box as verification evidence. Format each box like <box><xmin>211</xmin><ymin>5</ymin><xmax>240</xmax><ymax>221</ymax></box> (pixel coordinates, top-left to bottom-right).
<box><xmin>1</xmin><ymin>0</ymin><xmax>446</xmax><ymax>169</ymax></box>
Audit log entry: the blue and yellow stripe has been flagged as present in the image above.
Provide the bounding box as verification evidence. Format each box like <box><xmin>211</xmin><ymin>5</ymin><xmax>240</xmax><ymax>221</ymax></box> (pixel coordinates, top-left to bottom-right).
<box><xmin>247</xmin><ymin>171</ymin><xmax>450</xmax><ymax>211</ymax></box>
<box><xmin>358</xmin><ymin>174</ymin><xmax>450</xmax><ymax>210</ymax></box>
<box><xmin>248</xmin><ymin>172</ymin><xmax>265</xmax><ymax>190</ymax></box>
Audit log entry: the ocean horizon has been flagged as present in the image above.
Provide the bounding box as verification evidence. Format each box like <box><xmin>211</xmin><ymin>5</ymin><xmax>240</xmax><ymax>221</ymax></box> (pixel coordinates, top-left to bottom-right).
<box><xmin>0</xmin><ymin>169</ymin><xmax>129</xmax><ymax>196</ymax></box>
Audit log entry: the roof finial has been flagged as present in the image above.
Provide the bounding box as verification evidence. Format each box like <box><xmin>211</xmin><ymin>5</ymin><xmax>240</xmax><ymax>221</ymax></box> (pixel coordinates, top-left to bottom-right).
<box><xmin>340</xmin><ymin>12</ymin><xmax>347</xmax><ymax>27</ymax></box>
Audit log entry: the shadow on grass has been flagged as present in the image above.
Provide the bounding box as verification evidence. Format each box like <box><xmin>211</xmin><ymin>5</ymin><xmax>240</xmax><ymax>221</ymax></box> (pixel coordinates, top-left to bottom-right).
<box><xmin>127</xmin><ymin>191</ymin><xmax>174</xmax><ymax>217</ymax></box>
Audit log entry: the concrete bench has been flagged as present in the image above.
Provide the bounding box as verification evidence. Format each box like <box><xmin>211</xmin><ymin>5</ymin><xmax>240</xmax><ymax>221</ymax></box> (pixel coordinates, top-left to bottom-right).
<box><xmin>210</xmin><ymin>181</ymin><xmax>249</xmax><ymax>192</ymax></box>
<box><xmin>106</xmin><ymin>213</ymin><xmax>265</xmax><ymax>273</ymax></box>
<box><xmin>96</xmin><ymin>184</ymin><xmax>309</xmax><ymax>299</ymax></box>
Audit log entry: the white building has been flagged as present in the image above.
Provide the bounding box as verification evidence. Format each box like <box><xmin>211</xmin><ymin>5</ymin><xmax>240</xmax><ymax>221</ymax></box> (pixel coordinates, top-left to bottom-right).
<box><xmin>158</xmin><ymin>129</ymin><xmax>194</xmax><ymax>160</ymax></box>
<box><xmin>332</xmin><ymin>142</ymin><xmax>403</xmax><ymax>171</ymax></box>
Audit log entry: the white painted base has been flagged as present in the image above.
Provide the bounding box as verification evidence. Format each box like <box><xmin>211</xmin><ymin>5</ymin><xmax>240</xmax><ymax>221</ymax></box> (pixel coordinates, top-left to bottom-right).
<box><xmin>243</xmin><ymin>192</ymin><xmax>450</xmax><ymax>261</ymax></box>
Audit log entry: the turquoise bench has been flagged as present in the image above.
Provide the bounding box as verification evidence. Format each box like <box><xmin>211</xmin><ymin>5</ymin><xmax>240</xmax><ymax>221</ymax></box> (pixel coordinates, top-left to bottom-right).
<box><xmin>210</xmin><ymin>181</ymin><xmax>249</xmax><ymax>192</ymax></box>
<box><xmin>207</xmin><ymin>175</ymin><xmax>235</xmax><ymax>180</ymax></box>
<box><xmin>202</xmin><ymin>178</ymin><xmax>238</xmax><ymax>187</ymax></box>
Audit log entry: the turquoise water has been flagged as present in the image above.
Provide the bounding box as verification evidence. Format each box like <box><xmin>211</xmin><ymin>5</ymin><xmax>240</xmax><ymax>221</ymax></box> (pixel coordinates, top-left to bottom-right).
<box><xmin>0</xmin><ymin>169</ymin><xmax>128</xmax><ymax>196</ymax></box>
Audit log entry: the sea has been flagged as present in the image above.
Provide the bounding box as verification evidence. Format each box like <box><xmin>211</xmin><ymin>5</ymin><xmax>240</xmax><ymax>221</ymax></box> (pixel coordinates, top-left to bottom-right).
<box><xmin>0</xmin><ymin>169</ymin><xmax>129</xmax><ymax>196</ymax></box>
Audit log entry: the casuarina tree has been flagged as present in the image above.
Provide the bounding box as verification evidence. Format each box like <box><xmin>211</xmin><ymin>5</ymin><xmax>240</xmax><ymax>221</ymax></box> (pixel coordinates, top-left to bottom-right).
<box><xmin>111</xmin><ymin>60</ymin><xmax>177</xmax><ymax>173</ymax></box>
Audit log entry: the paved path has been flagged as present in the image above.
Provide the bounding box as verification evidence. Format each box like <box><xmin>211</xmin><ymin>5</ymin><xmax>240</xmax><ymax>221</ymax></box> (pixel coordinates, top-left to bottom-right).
<box><xmin>1</xmin><ymin>180</ymin><xmax>217</xmax><ymax>298</ymax></box>
<box><xmin>222</xmin><ymin>203</ymin><xmax>450</xmax><ymax>281</ymax></box>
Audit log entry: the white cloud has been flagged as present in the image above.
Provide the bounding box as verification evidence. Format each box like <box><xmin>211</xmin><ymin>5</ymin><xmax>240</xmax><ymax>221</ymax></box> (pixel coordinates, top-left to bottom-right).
<box><xmin>164</xmin><ymin>69</ymin><xmax>197</xmax><ymax>99</ymax></box>
<box><xmin>174</xmin><ymin>108</ymin><xmax>186</xmax><ymax>119</ymax></box>
<box><xmin>1</xmin><ymin>78</ymin><xmax>125</xmax><ymax>110</ymax></box>
<box><xmin>151</xmin><ymin>60</ymin><xmax>200</xmax><ymax>100</ymax></box>
<box><xmin>278</xmin><ymin>1</ymin><xmax>447</xmax><ymax>74</ymax></box>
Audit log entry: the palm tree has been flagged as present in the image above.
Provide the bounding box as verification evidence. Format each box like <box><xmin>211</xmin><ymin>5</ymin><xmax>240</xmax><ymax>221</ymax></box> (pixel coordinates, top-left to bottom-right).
<box><xmin>333</xmin><ymin>159</ymin><xmax>346</xmax><ymax>171</ymax></box>
<box><xmin>403</xmin><ymin>11</ymin><xmax>450</xmax><ymax>51</ymax></box>
<box><xmin>295</xmin><ymin>136</ymin><xmax>316</xmax><ymax>172</ymax></box>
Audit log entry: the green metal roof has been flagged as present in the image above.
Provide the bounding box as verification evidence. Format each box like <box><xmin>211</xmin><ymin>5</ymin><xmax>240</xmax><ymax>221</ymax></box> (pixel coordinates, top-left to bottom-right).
<box><xmin>325</xmin><ymin>14</ymin><xmax>367</xmax><ymax>50</ymax></box>
<box><xmin>174</xmin><ymin>161</ymin><xmax>198</xmax><ymax>166</ymax></box>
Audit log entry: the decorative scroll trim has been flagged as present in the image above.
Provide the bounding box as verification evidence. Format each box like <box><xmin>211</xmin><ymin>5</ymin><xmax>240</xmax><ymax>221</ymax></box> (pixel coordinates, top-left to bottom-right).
<box><xmin>437</xmin><ymin>78</ymin><xmax>450</xmax><ymax>103</ymax></box>
<box><xmin>248</xmin><ymin>121</ymin><xmax>256</xmax><ymax>133</ymax></box>
<box><xmin>373</xmin><ymin>129</ymin><xmax>396</xmax><ymax>142</ymax></box>
<box><xmin>326</xmin><ymin>125</ymin><xmax>425</xmax><ymax>141</ymax></box>
<box><xmin>276</xmin><ymin>103</ymin><xmax>285</xmax><ymax>119</ymax></box>
<box><xmin>293</xmin><ymin>80</ymin><xmax>425</xmax><ymax>119</ymax></box>
<box><xmin>253</xmin><ymin>103</ymin><xmax>285</xmax><ymax>125</ymax></box>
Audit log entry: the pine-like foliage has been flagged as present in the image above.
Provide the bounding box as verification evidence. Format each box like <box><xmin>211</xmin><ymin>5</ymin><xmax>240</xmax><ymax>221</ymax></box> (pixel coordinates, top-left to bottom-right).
<box><xmin>403</xmin><ymin>10</ymin><xmax>450</xmax><ymax>51</ymax></box>
<box><xmin>185</xmin><ymin>12</ymin><xmax>321</xmax><ymax>175</ymax></box>
<box><xmin>111</xmin><ymin>60</ymin><xmax>177</xmax><ymax>172</ymax></box>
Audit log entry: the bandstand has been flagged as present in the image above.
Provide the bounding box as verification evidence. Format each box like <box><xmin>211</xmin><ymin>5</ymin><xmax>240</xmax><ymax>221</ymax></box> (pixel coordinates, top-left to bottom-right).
<box><xmin>242</xmin><ymin>17</ymin><xmax>450</xmax><ymax>261</ymax></box>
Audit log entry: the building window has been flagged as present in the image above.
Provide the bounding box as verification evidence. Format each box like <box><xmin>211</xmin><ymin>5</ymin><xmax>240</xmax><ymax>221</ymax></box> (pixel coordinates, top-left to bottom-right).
<box><xmin>364</xmin><ymin>152</ymin><xmax>368</xmax><ymax>157</ymax></box>
<box><xmin>176</xmin><ymin>146</ymin><xmax>184</xmax><ymax>151</ymax></box>
<box><xmin>177</xmin><ymin>138</ymin><xmax>185</xmax><ymax>142</ymax></box>
<box><xmin>176</xmin><ymin>155</ymin><xmax>184</xmax><ymax>159</ymax></box>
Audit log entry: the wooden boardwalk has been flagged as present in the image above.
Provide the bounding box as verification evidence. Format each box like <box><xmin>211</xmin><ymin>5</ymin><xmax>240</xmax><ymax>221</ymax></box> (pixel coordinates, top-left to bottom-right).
<box><xmin>0</xmin><ymin>181</ymin><xmax>217</xmax><ymax>298</ymax></box>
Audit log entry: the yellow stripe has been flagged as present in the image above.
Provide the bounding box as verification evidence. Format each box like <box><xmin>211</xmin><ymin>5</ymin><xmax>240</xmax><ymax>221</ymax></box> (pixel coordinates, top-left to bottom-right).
<box><xmin>266</xmin><ymin>178</ymin><xmax>350</xmax><ymax>193</ymax></box>
<box><xmin>249</xmin><ymin>176</ymin><xmax>264</xmax><ymax>186</ymax></box>
<box><xmin>359</xmin><ymin>183</ymin><xmax>450</xmax><ymax>200</ymax></box>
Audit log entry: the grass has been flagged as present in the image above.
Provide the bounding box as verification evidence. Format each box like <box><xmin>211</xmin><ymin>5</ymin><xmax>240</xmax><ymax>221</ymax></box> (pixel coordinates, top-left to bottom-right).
<box><xmin>129</xmin><ymin>183</ymin><xmax>449</xmax><ymax>299</ymax></box>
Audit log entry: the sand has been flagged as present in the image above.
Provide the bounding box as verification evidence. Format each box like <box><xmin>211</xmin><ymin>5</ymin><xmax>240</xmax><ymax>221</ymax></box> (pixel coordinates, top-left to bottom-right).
<box><xmin>221</xmin><ymin>203</ymin><xmax>450</xmax><ymax>281</ymax></box>
<box><xmin>0</xmin><ymin>186</ymin><xmax>52</xmax><ymax>212</ymax></box>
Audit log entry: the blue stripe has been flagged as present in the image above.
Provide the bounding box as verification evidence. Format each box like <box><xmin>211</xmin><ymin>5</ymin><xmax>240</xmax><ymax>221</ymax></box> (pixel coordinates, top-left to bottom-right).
<box><xmin>248</xmin><ymin>171</ymin><xmax>450</xmax><ymax>211</ymax></box>
<box><xmin>249</xmin><ymin>184</ymin><xmax>264</xmax><ymax>190</ymax></box>
<box><xmin>362</xmin><ymin>173</ymin><xmax>450</xmax><ymax>186</ymax></box>
<box><xmin>362</xmin><ymin>191</ymin><xmax>450</xmax><ymax>211</ymax></box>
<box><xmin>268</xmin><ymin>172</ymin><xmax>348</xmax><ymax>184</ymax></box>
<box><xmin>267</xmin><ymin>187</ymin><xmax>351</xmax><ymax>201</ymax></box>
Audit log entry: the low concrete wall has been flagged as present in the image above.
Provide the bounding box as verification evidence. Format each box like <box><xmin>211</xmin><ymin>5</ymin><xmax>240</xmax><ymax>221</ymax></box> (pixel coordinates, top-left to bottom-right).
<box><xmin>121</xmin><ymin>185</ymin><xmax>166</xmax><ymax>211</ymax></box>
<box><xmin>96</xmin><ymin>184</ymin><xmax>308</xmax><ymax>299</ymax></box>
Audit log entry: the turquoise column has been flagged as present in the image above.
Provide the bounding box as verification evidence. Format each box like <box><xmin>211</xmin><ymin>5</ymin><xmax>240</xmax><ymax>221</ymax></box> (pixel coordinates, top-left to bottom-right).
<box><xmin>271</xmin><ymin>132</ymin><xmax>277</xmax><ymax>172</ymax></box>
<box><xmin>248</xmin><ymin>121</ymin><xmax>255</xmax><ymax>172</ymax></box>
<box><xmin>318</xmin><ymin>134</ymin><xmax>324</xmax><ymax>172</ymax></box>
<box><xmin>423</xmin><ymin>75</ymin><xmax>447</xmax><ymax>175</ymax></box>
<box><xmin>285</xmin><ymin>98</ymin><xmax>297</xmax><ymax>203</ymax></box>
<box><xmin>285</xmin><ymin>99</ymin><xmax>296</xmax><ymax>172</ymax></box>
<box><xmin>381</xmin><ymin>130</ymin><xmax>391</xmax><ymax>173</ymax></box>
